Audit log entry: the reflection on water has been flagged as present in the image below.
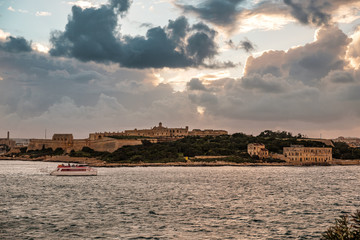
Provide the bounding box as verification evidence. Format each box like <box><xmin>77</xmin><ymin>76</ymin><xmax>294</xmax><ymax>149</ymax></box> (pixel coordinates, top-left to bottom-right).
<box><xmin>1</xmin><ymin>161</ymin><xmax>360</xmax><ymax>239</ymax></box>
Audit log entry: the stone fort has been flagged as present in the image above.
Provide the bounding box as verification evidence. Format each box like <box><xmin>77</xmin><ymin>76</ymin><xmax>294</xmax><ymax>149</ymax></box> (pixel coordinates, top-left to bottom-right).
<box><xmin>27</xmin><ymin>123</ymin><xmax>228</xmax><ymax>153</ymax></box>
<box><xmin>89</xmin><ymin>122</ymin><xmax>228</xmax><ymax>140</ymax></box>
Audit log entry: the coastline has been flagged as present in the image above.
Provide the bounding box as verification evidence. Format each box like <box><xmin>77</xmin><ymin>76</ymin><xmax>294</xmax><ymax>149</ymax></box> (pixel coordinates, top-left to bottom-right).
<box><xmin>1</xmin><ymin>156</ymin><xmax>360</xmax><ymax>167</ymax></box>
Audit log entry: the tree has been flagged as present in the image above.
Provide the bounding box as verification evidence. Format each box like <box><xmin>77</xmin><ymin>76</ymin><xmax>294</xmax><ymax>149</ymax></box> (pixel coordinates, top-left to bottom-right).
<box><xmin>321</xmin><ymin>210</ymin><xmax>360</xmax><ymax>240</ymax></box>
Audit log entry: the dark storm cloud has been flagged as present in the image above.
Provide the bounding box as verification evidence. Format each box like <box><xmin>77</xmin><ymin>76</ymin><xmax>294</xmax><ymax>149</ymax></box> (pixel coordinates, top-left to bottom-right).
<box><xmin>49</xmin><ymin>4</ymin><xmax>227</xmax><ymax>68</ymax></box>
<box><xmin>226</xmin><ymin>38</ymin><xmax>255</xmax><ymax>52</ymax></box>
<box><xmin>240</xmin><ymin>39</ymin><xmax>255</xmax><ymax>52</ymax></box>
<box><xmin>49</xmin><ymin>6</ymin><xmax>121</xmax><ymax>62</ymax></box>
<box><xmin>283</xmin><ymin>0</ymin><xmax>331</xmax><ymax>26</ymax></box>
<box><xmin>109</xmin><ymin>0</ymin><xmax>132</xmax><ymax>13</ymax></box>
<box><xmin>0</xmin><ymin>36</ymin><xmax>32</xmax><ymax>53</ymax></box>
<box><xmin>119</xmin><ymin>25</ymin><xmax>192</xmax><ymax>68</ymax></box>
<box><xmin>323</xmin><ymin>70</ymin><xmax>355</xmax><ymax>83</ymax></box>
<box><xmin>203</xmin><ymin>61</ymin><xmax>238</xmax><ymax>69</ymax></box>
<box><xmin>178</xmin><ymin>0</ymin><xmax>245</xmax><ymax>27</ymax></box>
<box><xmin>191</xmin><ymin>22</ymin><xmax>216</xmax><ymax>36</ymax></box>
<box><xmin>167</xmin><ymin>16</ymin><xmax>189</xmax><ymax>41</ymax></box>
<box><xmin>283</xmin><ymin>0</ymin><xmax>360</xmax><ymax>26</ymax></box>
<box><xmin>187</xmin><ymin>78</ymin><xmax>207</xmax><ymax>91</ymax></box>
<box><xmin>177</xmin><ymin>0</ymin><xmax>359</xmax><ymax>30</ymax></box>
<box><xmin>189</xmin><ymin>92</ymin><xmax>218</xmax><ymax>106</ymax></box>
<box><xmin>241</xmin><ymin>74</ymin><xmax>285</xmax><ymax>93</ymax></box>
<box><xmin>186</xmin><ymin>31</ymin><xmax>217</xmax><ymax>64</ymax></box>
<box><xmin>140</xmin><ymin>23</ymin><xmax>154</xmax><ymax>28</ymax></box>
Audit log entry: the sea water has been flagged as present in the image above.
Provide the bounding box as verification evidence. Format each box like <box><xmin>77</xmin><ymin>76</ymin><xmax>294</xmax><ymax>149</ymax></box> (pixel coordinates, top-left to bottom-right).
<box><xmin>1</xmin><ymin>161</ymin><xmax>360</xmax><ymax>239</ymax></box>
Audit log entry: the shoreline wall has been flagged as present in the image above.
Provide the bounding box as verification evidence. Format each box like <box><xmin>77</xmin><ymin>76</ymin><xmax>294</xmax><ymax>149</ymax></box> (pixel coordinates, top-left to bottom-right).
<box><xmin>27</xmin><ymin>137</ymin><xmax>142</xmax><ymax>153</ymax></box>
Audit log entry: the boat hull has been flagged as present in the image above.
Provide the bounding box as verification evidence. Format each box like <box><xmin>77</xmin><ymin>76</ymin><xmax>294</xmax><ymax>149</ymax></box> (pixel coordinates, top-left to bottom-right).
<box><xmin>50</xmin><ymin>170</ymin><xmax>97</xmax><ymax>176</ymax></box>
<box><xmin>50</xmin><ymin>165</ymin><xmax>97</xmax><ymax>176</ymax></box>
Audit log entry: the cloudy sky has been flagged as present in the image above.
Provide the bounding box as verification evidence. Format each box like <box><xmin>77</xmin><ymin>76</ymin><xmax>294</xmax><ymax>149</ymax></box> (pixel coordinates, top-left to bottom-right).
<box><xmin>0</xmin><ymin>0</ymin><xmax>360</xmax><ymax>139</ymax></box>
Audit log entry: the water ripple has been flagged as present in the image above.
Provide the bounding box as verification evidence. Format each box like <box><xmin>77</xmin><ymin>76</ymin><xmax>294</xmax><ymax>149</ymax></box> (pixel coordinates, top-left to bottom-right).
<box><xmin>1</xmin><ymin>161</ymin><xmax>360</xmax><ymax>239</ymax></box>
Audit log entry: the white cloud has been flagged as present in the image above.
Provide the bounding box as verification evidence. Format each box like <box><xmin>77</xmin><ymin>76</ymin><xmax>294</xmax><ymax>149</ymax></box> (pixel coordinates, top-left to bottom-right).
<box><xmin>32</xmin><ymin>43</ymin><xmax>50</xmax><ymax>53</ymax></box>
<box><xmin>7</xmin><ymin>6</ymin><xmax>29</xmax><ymax>13</ymax></box>
<box><xmin>67</xmin><ymin>1</ymin><xmax>100</xmax><ymax>9</ymax></box>
<box><xmin>35</xmin><ymin>11</ymin><xmax>52</xmax><ymax>17</ymax></box>
<box><xmin>7</xmin><ymin>6</ymin><xmax>15</xmax><ymax>12</ymax></box>
<box><xmin>0</xmin><ymin>29</ymin><xmax>10</xmax><ymax>40</ymax></box>
<box><xmin>239</xmin><ymin>14</ymin><xmax>294</xmax><ymax>33</ymax></box>
<box><xmin>18</xmin><ymin>9</ymin><xmax>29</xmax><ymax>13</ymax></box>
<box><xmin>346</xmin><ymin>27</ymin><xmax>360</xmax><ymax>70</ymax></box>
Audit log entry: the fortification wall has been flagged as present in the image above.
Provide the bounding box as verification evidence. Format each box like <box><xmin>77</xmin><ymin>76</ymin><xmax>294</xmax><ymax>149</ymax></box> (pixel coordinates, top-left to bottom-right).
<box><xmin>87</xmin><ymin>138</ymin><xmax>142</xmax><ymax>152</ymax></box>
<box><xmin>189</xmin><ymin>129</ymin><xmax>228</xmax><ymax>136</ymax></box>
<box><xmin>89</xmin><ymin>123</ymin><xmax>227</xmax><ymax>140</ymax></box>
<box><xmin>27</xmin><ymin>139</ymin><xmax>69</xmax><ymax>151</ymax></box>
<box><xmin>0</xmin><ymin>139</ymin><xmax>16</xmax><ymax>148</ymax></box>
<box><xmin>28</xmin><ymin>138</ymin><xmax>142</xmax><ymax>153</ymax></box>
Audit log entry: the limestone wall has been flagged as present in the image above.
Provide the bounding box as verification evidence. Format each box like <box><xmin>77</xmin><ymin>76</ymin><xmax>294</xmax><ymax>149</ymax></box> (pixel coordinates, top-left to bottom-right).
<box><xmin>87</xmin><ymin>138</ymin><xmax>142</xmax><ymax>152</ymax></box>
<box><xmin>27</xmin><ymin>139</ymin><xmax>69</xmax><ymax>151</ymax></box>
<box><xmin>189</xmin><ymin>129</ymin><xmax>228</xmax><ymax>136</ymax></box>
<box><xmin>0</xmin><ymin>139</ymin><xmax>16</xmax><ymax>148</ymax></box>
<box><xmin>28</xmin><ymin>138</ymin><xmax>143</xmax><ymax>153</ymax></box>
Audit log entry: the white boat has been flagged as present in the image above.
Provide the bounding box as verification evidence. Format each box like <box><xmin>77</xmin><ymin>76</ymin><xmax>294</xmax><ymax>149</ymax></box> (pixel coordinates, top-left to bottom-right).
<box><xmin>50</xmin><ymin>164</ymin><xmax>97</xmax><ymax>176</ymax></box>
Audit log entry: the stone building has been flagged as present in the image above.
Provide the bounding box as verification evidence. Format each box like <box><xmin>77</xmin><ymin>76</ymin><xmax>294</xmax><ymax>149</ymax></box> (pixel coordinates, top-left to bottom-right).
<box><xmin>247</xmin><ymin>143</ymin><xmax>269</xmax><ymax>159</ymax></box>
<box><xmin>189</xmin><ymin>129</ymin><xmax>228</xmax><ymax>137</ymax></box>
<box><xmin>0</xmin><ymin>131</ymin><xmax>16</xmax><ymax>149</ymax></box>
<box><xmin>52</xmin><ymin>134</ymin><xmax>74</xmax><ymax>142</ymax></box>
<box><xmin>124</xmin><ymin>122</ymin><xmax>189</xmax><ymax>137</ymax></box>
<box><xmin>283</xmin><ymin>145</ymin><xmax>332</xmax><ymax>163</ymax></box>
<box><xmin>89</xmin><ymin>122</ymin><xmax>228</xmax><ymax>140</ymax></box>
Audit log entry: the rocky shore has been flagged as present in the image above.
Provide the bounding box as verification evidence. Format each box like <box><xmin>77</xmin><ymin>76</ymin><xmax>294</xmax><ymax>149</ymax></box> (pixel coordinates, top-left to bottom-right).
<box><xmin>1</xmin><ymin>155</ymin><xmax>360</xmax><ymax>167</ymax></box>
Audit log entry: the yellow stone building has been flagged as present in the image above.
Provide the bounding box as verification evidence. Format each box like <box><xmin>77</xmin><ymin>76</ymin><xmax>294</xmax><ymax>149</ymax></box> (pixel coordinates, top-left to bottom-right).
<box><xmin>247</xmin><ymin>143</ymin><xmax>269</xmax><ymax>159</ymax></box>
<box><xmin>283</xmin><ymin>145</ymin><xmax>332</xmax><ymax>163</ymax></box>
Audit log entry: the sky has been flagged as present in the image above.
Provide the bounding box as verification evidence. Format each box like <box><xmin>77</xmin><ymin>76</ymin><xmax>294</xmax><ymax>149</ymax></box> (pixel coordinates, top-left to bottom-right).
<box><xmin>0</xmin><ymin>0</ymin><xmax>360</xmax><ymax>139</ymax></box>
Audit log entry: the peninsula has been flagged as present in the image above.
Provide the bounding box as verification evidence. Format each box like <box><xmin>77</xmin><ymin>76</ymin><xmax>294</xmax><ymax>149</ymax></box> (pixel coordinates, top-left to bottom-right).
<box><xmin>1</xmin><ymin>124</ymin><xmax>360</xmax><ymax>167</ymax></box>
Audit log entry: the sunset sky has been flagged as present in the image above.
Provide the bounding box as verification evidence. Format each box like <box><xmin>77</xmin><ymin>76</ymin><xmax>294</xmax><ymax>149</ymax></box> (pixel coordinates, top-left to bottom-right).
<box><xmin>1</xmin><ymin>0</ymin><xmax>360</xmax><ymax>139</ymax></box>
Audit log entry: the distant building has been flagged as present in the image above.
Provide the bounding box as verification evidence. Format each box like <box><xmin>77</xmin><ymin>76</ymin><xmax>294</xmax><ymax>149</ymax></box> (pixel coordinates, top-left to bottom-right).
<box><xmin>13</xmin><ymin>139</ymin><xmax>30</xmax><ymax>147</ymax></box>
<box><xmin>247</xmin><ymin>143</ymin><xmax>269</xmax><ymax>159</ymax></box>
<box><xmin>89</xmin><ymin>122</ymin><xmax>228</xmax><ymax>140</ymax></box>
<box><xmin>189</xmin><ymin>129</ymin><xmax>228</xmax><ymax>137</ymax></box>
<box><xmin>27</xmin><ymin>123</ymin><xmax>228</xmax><ymax>153</ymax></box>
<box><xmin>0</xmin><ymin>131</ymin><xmax>16</xmax><ymax>149</ymax></box>
<box><xmin>283</xmin><ymin>145</ymin><xmax>332</xmax><ymax>163</ymax></box>
<box><xmin>52</xmin><ymin>134</ymin><xmax>74</xmax><ymax>142</ymax></box>
<box><xmin>124</xmin><ymin>122</ymin><xmax>189</xmax><ymax>138</ymax></box>
<box><xmin>333</xmin><ymin>137</ymin><xmax>360</xmax><ymax>148</ymax></box>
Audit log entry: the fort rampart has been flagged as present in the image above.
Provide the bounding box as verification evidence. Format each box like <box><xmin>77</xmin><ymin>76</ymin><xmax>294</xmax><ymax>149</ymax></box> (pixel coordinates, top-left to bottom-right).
<box><xmin>26</xmin><ymin>123</ymin><xmax>228</xmax><ymax>153</ymax></box>
<box><xmin>27</xmin><ymin>138</ymin><xmax>142</xmax><ymax>153</ymax></box>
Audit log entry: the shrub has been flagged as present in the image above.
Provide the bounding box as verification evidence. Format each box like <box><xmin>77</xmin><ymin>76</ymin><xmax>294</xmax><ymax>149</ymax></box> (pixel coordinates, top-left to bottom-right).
<box><xmin>321</xmin><ymin>210</ymin><xmax>360</xmax><ymax>240</ymax></box>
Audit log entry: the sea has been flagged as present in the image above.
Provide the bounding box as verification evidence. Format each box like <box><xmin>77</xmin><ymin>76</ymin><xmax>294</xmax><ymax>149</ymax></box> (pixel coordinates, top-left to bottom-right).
<box><xmin>1</xmin><ymin>161</ymin><xmax>360</xmax><ymax>240</ymax></box>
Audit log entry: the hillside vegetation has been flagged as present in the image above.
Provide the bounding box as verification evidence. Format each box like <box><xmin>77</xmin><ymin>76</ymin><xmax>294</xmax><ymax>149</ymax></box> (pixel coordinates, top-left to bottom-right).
<box><xmin>69</xmin><ymin>130</ymin><xmax>328</xmax><ymax>163</ymax></box>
